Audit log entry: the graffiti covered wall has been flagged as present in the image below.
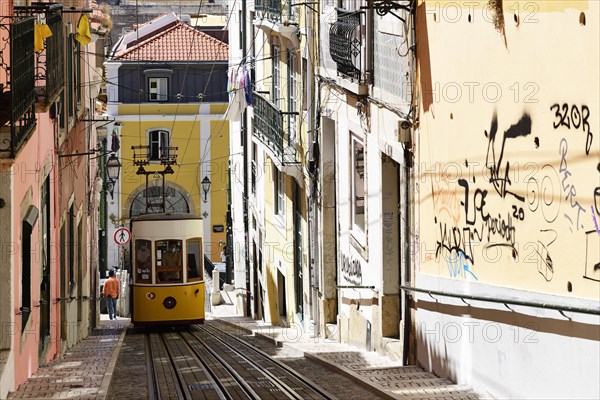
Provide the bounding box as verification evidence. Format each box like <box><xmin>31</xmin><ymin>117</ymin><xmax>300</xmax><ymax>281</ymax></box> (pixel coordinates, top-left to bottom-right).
<box><xmin>417</xmin><ymin>0</ymin><xmax>599</xmax><ymax>300</ymax></box>
<box><xmin>415</xmin><ymin>1</ymin><xmax>599</xmax><ymax>398</ymax></box>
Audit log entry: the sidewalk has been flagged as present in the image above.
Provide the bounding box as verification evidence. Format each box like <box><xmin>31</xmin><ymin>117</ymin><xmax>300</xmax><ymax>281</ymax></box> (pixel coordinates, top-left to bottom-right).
<box><xmin>7</xmin><ymin>315</ymin><xmax>128</xmax><ymax>400</ymax></box>
<box><xmin>211</xmin><ymin>291</ymin><xmax>482</xmax><ymax>400</ymax></box>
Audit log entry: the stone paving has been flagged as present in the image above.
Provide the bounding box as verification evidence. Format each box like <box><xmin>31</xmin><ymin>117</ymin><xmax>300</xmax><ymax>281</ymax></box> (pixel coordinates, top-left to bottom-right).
<box><xmin>210</xmin><ymin>301</ymin><xmax>483</xmax><ymax>400</ymax></box>
<box><xmin>7</xmin><ymin>316</ymin><xmax>128</xmax><ymax>400</ymax></box>
<box><xmin>7</xmin><ymin>298</ymin><xmax>483</xmax><ymax>400</ymax></box>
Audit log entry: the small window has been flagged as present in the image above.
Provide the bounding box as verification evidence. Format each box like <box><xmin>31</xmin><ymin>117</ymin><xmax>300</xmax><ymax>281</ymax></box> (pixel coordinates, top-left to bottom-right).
<box><xmin>272</xmin><ymin>44</ymin><xmax>281</xmax><ymax>107</ymax></box>
<box><xmin>351</xmin><ymin>137</ymin><xmax>365</xmax><ymax>234</ymax></box>
<box><xmin>135</xmin><ymin>240</ymin><xmax>152</xmax><ymax>283</ymax></box>
<box><xmin>186</xmin><ymin>238</ymin><xmax>203</xmax><ymax>282</ymax></box>
<box><xmin>156</xmin><ymin>240</ymin><xmax>183</xmax><ymax>283</ymax></box>
<box><xmin>149</xmin><ymin>77</ymin><xmax>168</xmax><ymax>101</ymax></box>
<box><xmin>148</xmin><ymin>130</ymin><xmax>169</xmax><ymax>161</ymax></box>
<box><xmin>21</xmin><ymin>220</ymin><xmax>32</xmax><ymax>333</ymax></box>
<box><xmin>274</xmin><ymin>166</ymin><xmax>285</xmax><ymax>218</ymax></box>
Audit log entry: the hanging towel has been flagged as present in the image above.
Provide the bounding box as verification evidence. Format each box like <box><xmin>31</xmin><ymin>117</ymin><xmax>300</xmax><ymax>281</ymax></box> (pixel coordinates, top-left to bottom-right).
<box><xmin>111</xmin><ymin>131</ymin><xmax>120</xmax><ymax>152</ymax></box>
<box><xmin>34</xmin><ymin>23</ymin><xmax>53</xmax><ymax>53</ymax></box>
<box><xmin>75</xmin><ymin>14</ymin><xmax>91</xmax><ymax>46</ymax></box>
<box><xmin>224</xmin><ymin>89</ymin><xmax>247</xmax><ymax>122</ymax></box>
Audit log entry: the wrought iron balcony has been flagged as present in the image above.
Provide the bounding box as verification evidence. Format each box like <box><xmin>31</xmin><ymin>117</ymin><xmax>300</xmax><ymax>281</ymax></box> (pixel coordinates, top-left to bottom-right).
<box><xmin>15</xmin><ymin>4</ymin><xmax>64</xmax><ymax>110</ymax></box>
<box><xmin>329</xmin><ymin>8</ymin><xmax>365</xmax><ymax>83</ymax></box>
<box><xmin>38</xmin><ymin>11</ymin><xmax>64</xmax><ymax>106</ymax></box>
<box><xmin>252</xmin><ymin>92</ymin><xmax>298</xmax><ymax>165</ymax></box>
<box><xmin>255</xmin><ymin>0</ymin><xmax>298</xmax><ymax>24</ymax></box>
<box><xmin>0</xmin><ymin>15</ymin><xmax>37</xmax><ymax>158</ymax></box>
<box><xmin>132</xmin><ymin>145</ymin><xmax>178</xmax><ymax>168</ymax></box>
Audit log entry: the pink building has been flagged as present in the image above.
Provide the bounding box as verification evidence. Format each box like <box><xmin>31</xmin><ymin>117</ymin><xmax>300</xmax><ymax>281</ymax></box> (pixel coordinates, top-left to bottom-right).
<box><xmin>0</xmin><ymin>1</ymin><xmax>109</xmax><ymax>396</ymax></box>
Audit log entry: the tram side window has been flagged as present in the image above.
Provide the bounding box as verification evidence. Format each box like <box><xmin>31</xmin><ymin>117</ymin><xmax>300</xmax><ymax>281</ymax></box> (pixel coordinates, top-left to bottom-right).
<box><xmin>186</xmin><ymin>238</ymin><xmax>203</xmax><ymax>282</ymax></box>
<box><xmin>135</xmin><ymin>240</ymin><xmax>152</xmax><ymax>283</ymax></box>
<box><xmin>156</xmin><ymin>240</ymin><xmax>183</xmax><ymax>283</ymax></box>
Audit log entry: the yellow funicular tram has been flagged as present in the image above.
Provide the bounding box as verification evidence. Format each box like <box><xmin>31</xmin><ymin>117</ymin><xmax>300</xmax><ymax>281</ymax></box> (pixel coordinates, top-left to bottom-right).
<box><xmin>130</xmin><ymin>212</ymin><xmax>205</xmax><ymax>326</ymax></box>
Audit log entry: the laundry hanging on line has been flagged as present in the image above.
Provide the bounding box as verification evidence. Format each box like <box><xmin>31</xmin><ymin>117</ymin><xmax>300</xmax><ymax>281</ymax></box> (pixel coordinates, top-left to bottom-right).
<box><xmin>224</xmin><ymin>65</ymin><xmax>253</xmax><ymax>122</ymax></box>
<box><xmin>34</xmin><ymin>22</ymin><xmax>53</xmax><ymax>53</ymax></box>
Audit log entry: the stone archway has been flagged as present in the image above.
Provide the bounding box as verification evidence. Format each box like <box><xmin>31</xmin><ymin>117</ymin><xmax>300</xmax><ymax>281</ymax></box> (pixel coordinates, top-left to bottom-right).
<box><xmin>125</xmin><ymin>181</ymin><xmax>195</xmax><ymax>219</ymax></box>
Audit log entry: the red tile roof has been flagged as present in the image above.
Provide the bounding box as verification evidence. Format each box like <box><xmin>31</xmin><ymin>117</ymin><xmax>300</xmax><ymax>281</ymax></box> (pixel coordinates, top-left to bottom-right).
<box><xmin>114</xmin><ymin>21</ymin><xmax>228</xmax><ymax>62</ymax></box>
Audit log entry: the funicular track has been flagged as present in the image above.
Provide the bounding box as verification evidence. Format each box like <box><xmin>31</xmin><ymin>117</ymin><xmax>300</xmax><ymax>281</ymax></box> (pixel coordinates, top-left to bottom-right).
<box><xmin>144</xmin><ymin>323</ymin><xmax>337</xmax><ymax>400</ymax></box>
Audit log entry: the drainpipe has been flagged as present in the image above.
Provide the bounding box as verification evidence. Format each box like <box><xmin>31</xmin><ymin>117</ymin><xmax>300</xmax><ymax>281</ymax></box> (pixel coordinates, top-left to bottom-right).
<box><xmin>402</xmin><ymin>4</ymin><xmax>418</xmax><ymax>366</ymax></box>
<box><xmin>242</xmin><ymin>0</ymin><xmax>251</xmax><ymax>318</ymax></box>
<box><xmin>306</xmin><ymin>5</ymin><xmax>320</xmax><ymax>337</ymax></box>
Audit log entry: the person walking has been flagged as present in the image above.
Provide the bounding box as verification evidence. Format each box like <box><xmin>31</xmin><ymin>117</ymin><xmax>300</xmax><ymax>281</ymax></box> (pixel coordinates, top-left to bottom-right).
<box><xmin>103</xmin><ymin>270</ymin><xmax>120</xmax><ymax>320</ymax></box>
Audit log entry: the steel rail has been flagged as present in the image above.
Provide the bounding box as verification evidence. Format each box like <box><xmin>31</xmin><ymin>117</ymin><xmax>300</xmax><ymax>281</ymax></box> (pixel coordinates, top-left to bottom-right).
<box><xmin>189</xmin><ymin>326</ymin><xmax>301</xmax><ymax>400</ymax></box>
<box><xmin>180</xmin><ymin>330</ymin><xmax>263</xmax><ymax>400</ymax></box>
<box><xmin>177</xmin><ymin>329</ymin><xmax>246</xmax><ymax>400</ymax></box>
<box><xmin>145</xmin><ymin>334</ymin><xmax>160</xmax><ymax>400</ymax></box>
<box><xmin>200</xmin><ymin>322</ymin><xmax>338</xmax><ymax>400</ymax></box>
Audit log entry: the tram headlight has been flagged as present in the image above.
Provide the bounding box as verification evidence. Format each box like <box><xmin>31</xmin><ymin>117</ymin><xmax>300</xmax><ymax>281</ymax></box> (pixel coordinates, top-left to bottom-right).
<box><xmin>163</xmin><ymin>296</ymin><xmax>177</xmax><ymax>309</ymax></box>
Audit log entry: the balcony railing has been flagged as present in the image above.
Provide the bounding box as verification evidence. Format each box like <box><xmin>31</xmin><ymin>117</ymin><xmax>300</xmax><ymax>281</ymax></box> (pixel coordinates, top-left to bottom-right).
<box><xmin>252</xmin><ymin>92</ymin><xmax>298</xmax><ymax>164</ymax></box>
<box><xmin>132</xmin><ymin>145</ymin><xmax>178</xmax><ymax>167</ymax></box>
<box><xmin>329</xmin><ymin>8</ymin><xmax>364</xmax><ymax>83</ymax></box>
<box><xmin>0</xmin><ymin>15</ymin><xmax>37</xmax><ymax>158</ymax></box>
<box><xmin>36</xmin><ymin>11</ymin><xmax>64</xmax><ymax>108</ymax></box>
<box><xmin>14</xmin><ymin>4</ymin><xmax>64</xmax><ymax>109</ymax></box>
<box><xmin>255</xmin><ymin>0</ymin><xmax>298</xmax><ymax>24</ymax></box>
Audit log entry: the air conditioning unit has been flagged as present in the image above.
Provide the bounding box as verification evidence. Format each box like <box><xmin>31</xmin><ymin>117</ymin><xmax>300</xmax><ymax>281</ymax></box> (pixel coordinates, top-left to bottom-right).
<box><xmin>396</xmin><ymin>119</ymin><xmax>412</xmax><ymax>143</ymax></box>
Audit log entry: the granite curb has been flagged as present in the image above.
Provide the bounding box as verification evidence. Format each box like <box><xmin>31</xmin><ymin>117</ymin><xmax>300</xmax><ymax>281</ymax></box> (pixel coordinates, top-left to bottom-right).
<box><xmin>96</xmin><ymin>323</ymin><xmax>129</xmax><ymax>400</ymax></box>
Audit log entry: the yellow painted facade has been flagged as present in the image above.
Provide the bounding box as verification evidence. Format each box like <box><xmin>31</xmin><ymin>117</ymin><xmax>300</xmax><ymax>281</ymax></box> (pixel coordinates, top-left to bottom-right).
<box><xmin>118</xmin><ymin>103</ymin><xmax>229</xmax><ymax>262</ymax></box>
<box><xmin>209</xmin><ymin>119</ymin><xmax>229</xmax><ymax>254</ymax></box>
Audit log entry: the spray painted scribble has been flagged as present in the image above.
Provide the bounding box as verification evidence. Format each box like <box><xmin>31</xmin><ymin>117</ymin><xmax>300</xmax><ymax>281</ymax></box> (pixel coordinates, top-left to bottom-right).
<box><xmin>485</xmin><ymin>113</ymin><xmax>532</xmax><ymax>201</ymax></box>
<box><xmin>583</xmin><ymin>230</ymin><xmax>600</xmax><ymax>282</ymax></box>
<box><xmin>525</xmin><ymin>164</ymin><xmax>561</xmax><ymax>224</ymax></box>
<box><xmin>559</xmin><ymin>138</ymin><xmax>586</xmax><ymax>232</ymax></box>
<box><xmin>534</xmin><ymin>229</ymin><xmax>557</xmax><ymax>282</ymax></box>
<box><xmin>432</xmin><ymin>178</ymin><xmax>462</xmax><ymax>225</ymax></box>
<box><xmin>550</xmin><ymin>103</ymin><xmax>593</xmax><ymax>155</ymax></box>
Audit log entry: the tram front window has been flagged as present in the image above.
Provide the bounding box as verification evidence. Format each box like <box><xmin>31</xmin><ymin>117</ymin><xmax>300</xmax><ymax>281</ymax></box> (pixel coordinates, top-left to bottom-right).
<box><xmin>187</xmin><ymin>238</ymin><xmax>203</xmax><ymax>282</ymax></box>
<box><xmin>156</xmin><ymin>240</ymin><xmax>183</xmax><ymax>283</ymax></box>
<box><xmin>135</xmin><ymin>240</ymin><xmax>152</xmax><ymax>283</ymax></box>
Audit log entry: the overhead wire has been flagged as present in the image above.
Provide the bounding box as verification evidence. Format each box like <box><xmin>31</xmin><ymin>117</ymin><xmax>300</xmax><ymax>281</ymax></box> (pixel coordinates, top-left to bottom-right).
<box><xmin>173</xmin><ymin>0</ymin><xmax>240</xmax><ymax>189</ymax></box>
<box><xmin>195</xmin><ymin>5</ymin><xmax>272</xmax><ymax>177</ymax></box>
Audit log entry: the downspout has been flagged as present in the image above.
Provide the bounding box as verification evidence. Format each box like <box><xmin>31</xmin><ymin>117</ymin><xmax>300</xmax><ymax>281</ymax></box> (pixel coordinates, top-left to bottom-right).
<box><xmin>402</xmin><ymin>3</ymin><xmax>418</xmax><ymax>366</ymax></box>
<box><xmin>242</xmin><ymin>0</ymin><xmax>251</xmax><ymax>318</ymax></box>
<box><xmin>306</xmin><ymin>4</ymin><xmax>320</xmax><ymax>337</ymax></box>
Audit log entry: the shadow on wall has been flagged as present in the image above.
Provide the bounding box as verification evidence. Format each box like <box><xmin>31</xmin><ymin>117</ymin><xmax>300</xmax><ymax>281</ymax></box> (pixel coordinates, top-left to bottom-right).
<box><xmin>416</xmin><ymin>1</ymin><xmax>434</xmax><ymax>114</ymax></box>
<box><xmin>416</xmin><ymin>299</ymin><xmax>600</xmax><ymax>398</ymax></box>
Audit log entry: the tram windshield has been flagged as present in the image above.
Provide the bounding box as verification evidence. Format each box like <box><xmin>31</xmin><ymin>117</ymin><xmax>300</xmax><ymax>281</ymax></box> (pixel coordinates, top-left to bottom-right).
<box><xmin>186</xmin><ymin>238</ymin><xmax>203</xmax><ymax>282</ymax></box>
<box><xmin>135</xmin><ymin>240</ymin><xmax>152</xmax><ymax>283</ymax></box>
<box><xmin>156</xmin><ymin>240</ymin><xmax>183</xmax><ymax>283</ymax></box>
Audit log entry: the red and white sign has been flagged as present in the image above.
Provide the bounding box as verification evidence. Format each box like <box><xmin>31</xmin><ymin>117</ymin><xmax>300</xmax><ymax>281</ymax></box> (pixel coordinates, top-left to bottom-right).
<box><xmin>113</xmin><ymin>227</ymin><xmax>131</xmax><ymax>246</ymax></box>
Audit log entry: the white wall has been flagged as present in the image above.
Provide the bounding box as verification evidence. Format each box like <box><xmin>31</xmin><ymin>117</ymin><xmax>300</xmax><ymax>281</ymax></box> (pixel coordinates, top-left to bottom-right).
<box><xmin>416</xmin><ymin>274</ymin><xmax>600</xmax><ymax>399</ymax></box>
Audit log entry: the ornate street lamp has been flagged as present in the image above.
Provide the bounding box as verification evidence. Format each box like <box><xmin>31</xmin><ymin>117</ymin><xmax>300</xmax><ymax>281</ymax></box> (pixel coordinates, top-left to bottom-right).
<box><xmin>106</xmin><ymin>154</ymin><xmax>121</xmax><ymax>199</ymax></box>
<box><xmin>201</xmin><ymin>176</ymin><xmax>211</xmax><ymax>203</ymax></box>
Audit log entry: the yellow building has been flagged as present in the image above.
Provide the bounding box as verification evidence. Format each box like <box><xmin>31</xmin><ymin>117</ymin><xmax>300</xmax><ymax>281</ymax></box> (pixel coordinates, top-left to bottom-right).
<box><xmin>104</xmin><ymin>13</ymin><xmax>229</xmax><ymax>269</ymax></box>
